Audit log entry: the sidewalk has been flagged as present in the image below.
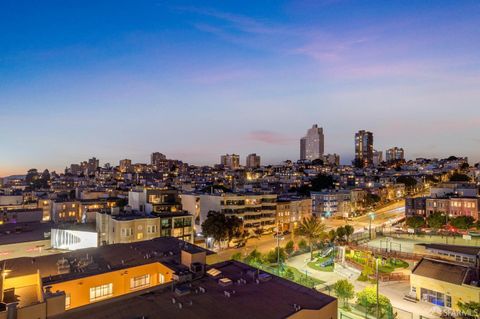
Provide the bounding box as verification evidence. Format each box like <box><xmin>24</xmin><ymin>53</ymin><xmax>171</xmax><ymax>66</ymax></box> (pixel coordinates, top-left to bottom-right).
<box><xmin>287</xmin><ymin>252</ymin><xmax>440</xmax><ymax>319</ymax></box>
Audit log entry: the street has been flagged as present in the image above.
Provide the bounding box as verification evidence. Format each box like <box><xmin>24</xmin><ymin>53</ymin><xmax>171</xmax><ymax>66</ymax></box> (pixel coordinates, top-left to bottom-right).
<box><xmin>208</xmin><ymin>200</ymin><xmax>408</xmax><ymax>264</ymax></box>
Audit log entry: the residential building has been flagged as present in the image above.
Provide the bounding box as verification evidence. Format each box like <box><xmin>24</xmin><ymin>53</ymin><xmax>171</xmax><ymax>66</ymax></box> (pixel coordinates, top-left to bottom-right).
<box><xmin>355</xmin><ymin>130</ymin><xmax>374</xmax><ymax>167</ymax></box>
<box><xmin>96</xmin><ymin>210</ymin><xmax>194</xmax><ymax>245</ymax></box>
<box><xmin>425</xmin><ymin>196</ymin><xmax>479</xmax><ymax>220</ymax></box>
<box><xmin>52</xmin><ymin>200</ymin><xmax>82</xmax><ymax>223</ymax></box>
<box><xmin>430</xmin><ymin>182</ymin><xmax>478</xmax><ymax>198</ymax></box>
<box><xmin>128</xmin><ymin>188</ymin><xmax>182</xmax><ymax>214</ymax></box>
<box><xmin>150</xmin><ymin>152</ymin><xmax>167</xmax><ymax>167</ymax></box>
<box><xmin>182</xmin><ymin>192</ymin><xmax>277</xmax><ymax>234</ymax></box>
<box><xmin>119</xmin><ymin>159</ymin><xmax>132</xmax><ymax>173</ymax></box>
<box><xmin>300</xmin><ymin>124</ymin><xmax>324</xmax><ymax>161</ymax></box>
<box><xmin>386</xmin><ymin>147</ymin><xmax>405</xmax><ymax>162</ymax></box>
<box><xmin>220</xmin><ymin>154</ymin><xmax>240</xmax><ymax>169</ymax></box>
<box><xmin>311</xmin><ymin>190</ymin><xmax>352</xmax><ymax>218</ymax></box>
<box><xmin>322</xmin><ymin>154</ymin><xmax>340</xmax><ymax>166</ymax></box>
<box><xmin>246</xmin><ymin>153</ymin><xmax>261</xmax><ymax>169</ymax></box>
<box><xmin>276</xmin><ymin>197</ymin><xmax>312</xmax><ymax>231</ymax></box>
<box><xmin>372</xmin><ymin>150</ymin><xmax>383</xmax><ymax>166</ymax></box>
<box><xmin>406</xmin><ymin>197</ymin><xmax>427</xmax><ymax>217</ymax></box>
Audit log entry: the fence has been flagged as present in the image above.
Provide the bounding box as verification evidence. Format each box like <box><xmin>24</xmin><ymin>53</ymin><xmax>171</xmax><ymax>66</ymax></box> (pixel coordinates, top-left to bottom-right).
<box><xmin>349</xmin><ymin>243</ymin><xmax>424</xmax><ymax>261</ymax></box>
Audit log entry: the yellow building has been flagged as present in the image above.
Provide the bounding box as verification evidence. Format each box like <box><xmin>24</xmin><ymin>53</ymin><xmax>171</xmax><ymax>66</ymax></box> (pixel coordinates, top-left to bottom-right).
<box><xmin>276</xmin><ymin>197</ymin><xmax>312</xmax><ymax>232</ymax></box>
<box><xmin>410</xmin><ymin>257</ymin><xmax>480</xmax><ymax>311</ymax></box>
<box><xmin>0</xmin><ymin>237</ymin><xmax>207</xmax><ymax>318</ymax></box>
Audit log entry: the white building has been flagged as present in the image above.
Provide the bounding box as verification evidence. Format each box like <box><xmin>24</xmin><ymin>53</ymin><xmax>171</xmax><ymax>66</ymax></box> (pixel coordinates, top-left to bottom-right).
<box><xmin>311</xmin><ymin>190</ymin><xmax>352</xmax><ymax>218</ymax></box>
<box><xmin>300</xmin><ymin>124</ymin><xmax>324</xmax><ymax>161</ymax></box>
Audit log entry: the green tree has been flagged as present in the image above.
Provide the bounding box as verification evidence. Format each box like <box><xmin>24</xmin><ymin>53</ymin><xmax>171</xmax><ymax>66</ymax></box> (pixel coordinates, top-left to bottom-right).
<box><xmin>201</xmin><ymin>211</ymin><xmax>242</xmax><ymax>247</ymax></box>
<box><xmin>333</xmin><ymin>279</ymin><xmax>355</xmax><ymax>308</ymax></box>
<box><xmin>225</xmin><ymin>215</ymin><xmax>243</xmax><ymax>243</ymax></box>
<box><xmin>244</xmin><ymin>249</ymin><xmax>263</xmax><ymax>265</ymax></box>
<box><xmin>336</xmin><ymin>226</ymin><xmax>346</xmax><ymax>241</ymax></box>
<box><xmin>328</xmin><ymin>229</ymin><xmax>337</xmax><ymax>243</ymax></box>
<box><xmin>365</xmin><ymin>193</ymin><xmax>381</xmax><ymax>207</ymax></box>
<box><xmin>298</xmin><ymin>238</ymin><xmax>308</xmax><ymax>251</ymax></box>
<box><xmin>449</xmin><ymin>172</ymin><xmax>471</xmax><ymax>182</ymax></box>
<box><xmin>396</xmin><ymin>176</ymin><xmax>417</xmax><ymax>192</ymax></box>
<box><xmin>265</xmin><ymin>247</ymin><xmax>287</xmax><ymax>264</ymax></box>
<box><xmin>283</xmin><ymin>268</ymin><xmax>295</xmax><ymax>281</ymax></box>
<box><xmin>295</xmin><ymin>216</ymin><xmax>327</xmax><ymax>260</ymax></box>
<box><xmin>457</xmin><ymin>301</ymin><xmax>480</xmax><ymax>317</ymax></box>
<box><xmin>406</xmin><ymin>216</ymin><xmax>425</xmax><ymax>229</ymax></box>
<box><xmin>426</xmin><ymin>212</ymin><xmax>446</xmax><ymax>230</ymax></box>
<box><xmin>231</xmin><ymin>252</ymin><xmax>242</xmax><ymax>261</ymax></box>
<box><xmin>344</xmin><ymin>225</ymin><xmax>354</xmax><ymax>243</ymax></box>
<box><xmin>310</xmin><ymin>174</ymin><xmax>334</xmax><ymax>191</ymax></box>
<box><xmin>450</xmin><ymin>216</ymin><xmax>475</xmax><ymax>230</ymax></box>
<box><xmin>284</xmin><ymin>240</ymin><xmax>294</xmax><ymax>255</ymax></box>
<box><xmin>356</xmin><ymin>286</ymin><xmax>392</xmax><ymax>317</ymax></box>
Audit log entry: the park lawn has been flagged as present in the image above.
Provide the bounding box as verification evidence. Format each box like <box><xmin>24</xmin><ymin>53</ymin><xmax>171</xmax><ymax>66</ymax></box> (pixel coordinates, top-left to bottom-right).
<box><xmin>307</xmin><ymin>257</ymin><xmax>334</xmax><ymax>272</ymax></box>
<box><xmin>378</xmin><ymin>259</ymin><xmax>409</xmax><ymax>273</ymax></box>
<box><xmin>253</xmin><ymin>262</ymin><xmax>325</xmax><ymax>287</ymax></box>
<box><xmin>283</xmin><ymin>265</ymin><xmax>326</xmax><ymax>286</ymax></box>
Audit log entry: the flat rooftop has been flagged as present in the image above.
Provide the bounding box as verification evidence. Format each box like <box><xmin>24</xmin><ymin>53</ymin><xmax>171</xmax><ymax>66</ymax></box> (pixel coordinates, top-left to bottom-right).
<box><xmin>99</xmin><ymin>211</ymin><xmax>192</xmax><ymax>221</ymax></box>
<box><xmin>4</xmin><ymin>237</ymin><xmax>210</xmax><ymax>286</ymax></box>
<box><xmin>412</xmin><ymin>258</ymin><xmax>471</xmax><ymax>285</ymax></box>
<box><xmin>0</xmin><ymin>222</ymin><xmax>53</xmax><ymax>245</ymax></box>
<box><xmin>52</xmin><ymin>260</ymin><xmax>336</xmax><ymax>319</ymax></box>
<box><xmin>418</xmin><ymin>243</ymin><xmax>480</xmax><ymax>256</ymax></box>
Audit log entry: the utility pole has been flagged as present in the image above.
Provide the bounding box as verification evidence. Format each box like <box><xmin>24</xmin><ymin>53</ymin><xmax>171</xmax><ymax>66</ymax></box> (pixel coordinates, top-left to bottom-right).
<box><xmin>376</xmin><ymin>258</ymin><xmax>380</xmax><ymax>319</ymax></box>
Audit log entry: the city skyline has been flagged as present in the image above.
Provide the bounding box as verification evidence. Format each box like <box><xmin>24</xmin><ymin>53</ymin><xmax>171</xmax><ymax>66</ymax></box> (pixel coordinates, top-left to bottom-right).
<box><xmin>1</xmin><ymin>1</ymin><xmax>480</xmax><ymax>175</ymax></box>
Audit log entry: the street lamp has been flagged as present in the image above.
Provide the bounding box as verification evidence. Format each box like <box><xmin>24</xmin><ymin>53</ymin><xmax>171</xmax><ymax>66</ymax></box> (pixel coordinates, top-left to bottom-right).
<box><xmin>275</xmin><ymin>223</ymin><xmax>284</xmax><ymax>275</ymax></box>
<box><xmin>374</xmin><ymin>256</ymin><xmax>386</xmax><ymax>319</ymax></box>
<box><xmin>368</xmin><ymin>212</ymin><xmax>375</xmax><ymax>240</ymax></box>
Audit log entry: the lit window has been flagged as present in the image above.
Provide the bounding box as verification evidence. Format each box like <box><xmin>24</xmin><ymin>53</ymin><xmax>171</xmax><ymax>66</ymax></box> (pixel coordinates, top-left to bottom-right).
<box><xmin>159</xmin><ymin>273</ymin><xmax>165</xmax><ymax>284</ymax></box>
<box><xmin>89</xmin><ymin>283</ymin><xmax>112</xmax><ymax>302</ymax></box>
<box><xmin>65</xmin><ymin>293</ymin><xmax>71</xmax><ymax>309</ymax></box>
<box><xmin>130</xmin><ymin>274</ymin><xmax>150</xmax><ymax>290</ymax></box>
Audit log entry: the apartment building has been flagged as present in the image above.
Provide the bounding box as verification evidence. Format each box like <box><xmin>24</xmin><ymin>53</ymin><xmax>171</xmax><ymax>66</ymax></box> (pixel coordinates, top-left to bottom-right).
<box><xmin>276</xmin><ymin>197</ymin><xmax>312</xmax><ymax>232</ymax></box>
<box><xmin>182</xmin><ymin>192</ymin><xmax>277</xmax><ymax>234</ymax></box>
<box><xmin>311</xmin><ymin>190</ymin><xmax>352</xmax><ymax>218</ymax></box>
<box><xmin>128</xmin><ymin>188</ymin><xmax>182</xmax><ymax>214</ymax></box>
<box><xmin>425</xmin><ymin>197</ymin><xmax>479</xmax><ymax>220</ymax></box>
<box><xmin>96</xmin><ymin>210</ymin><xmax>194</xmax><ymax>245</ymax></box>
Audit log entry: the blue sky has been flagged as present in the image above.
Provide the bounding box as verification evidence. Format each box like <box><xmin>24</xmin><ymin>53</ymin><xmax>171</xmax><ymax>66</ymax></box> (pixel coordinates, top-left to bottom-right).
<box><xmin>1</xmin><ymin>0</ymin><xmax>479</xmax><ymax>175</ymax></box>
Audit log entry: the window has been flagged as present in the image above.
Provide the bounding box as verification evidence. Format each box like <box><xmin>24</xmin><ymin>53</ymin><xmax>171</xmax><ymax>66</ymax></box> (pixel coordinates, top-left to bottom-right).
<box><xmin>89</xmin><ymin>283</ymin><xmax>112</xmax><ymax>302</ymax></box>
<box><xmin>121</xmin><ymin>228</ymin><xmax>132</xmax><ymax>237</ymax></box>
<box><xmin>158</xmin><ymin>273</ymin><xmax>165</xmax><ymax>284</ymax></box>
<box><xmin>65</xmin><ymin>293</ymin><xmax>71</xmax><ymax>309</ymax></box>
<box><xmin>137</xmin><ymin>233</ymin><xmax>143</xmax><ymax>240</ymax></box>
<box><xmin>446</xmin><ymin>295</ymin><xmax>452</xmax><ymax>308</ymax></box>
<box><xmin>130</xmin><ymin>274</ymin><xmax>150</xmax><ymax>290</ymax></box>
<box><xmin>147</xmin><ymin>225</ymin><xmax>157</xmax><ymax>234</ymax></box>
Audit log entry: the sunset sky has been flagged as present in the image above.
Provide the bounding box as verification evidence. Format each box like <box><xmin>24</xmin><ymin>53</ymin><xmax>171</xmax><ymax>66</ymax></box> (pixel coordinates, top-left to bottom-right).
<box><xmin>1</xmin><ymin>0</ymin><xmax>479</xmax><ymax>176</ymax></box>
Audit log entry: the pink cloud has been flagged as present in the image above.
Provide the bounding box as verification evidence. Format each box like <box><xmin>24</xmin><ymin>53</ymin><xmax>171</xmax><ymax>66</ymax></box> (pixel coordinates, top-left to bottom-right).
<box><xmin>247</xmin><ymin>130</ymin><xmax>295</xmax><ymax>145</ymax></box>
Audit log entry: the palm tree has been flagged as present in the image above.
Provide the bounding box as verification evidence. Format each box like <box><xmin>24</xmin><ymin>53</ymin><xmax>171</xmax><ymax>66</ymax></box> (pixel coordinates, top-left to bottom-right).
<box><xmin>295</xmin><ymin>216</ymin><xmax>327</xmax><ymax>260</ymax></box>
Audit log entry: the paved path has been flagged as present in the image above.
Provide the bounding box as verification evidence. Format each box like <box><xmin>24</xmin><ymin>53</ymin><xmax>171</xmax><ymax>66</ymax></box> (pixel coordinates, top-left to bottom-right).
<box><xmin>287</xmin><ymin>252</ymin><xmax>441</xmax><ymax>319</ymax></box>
